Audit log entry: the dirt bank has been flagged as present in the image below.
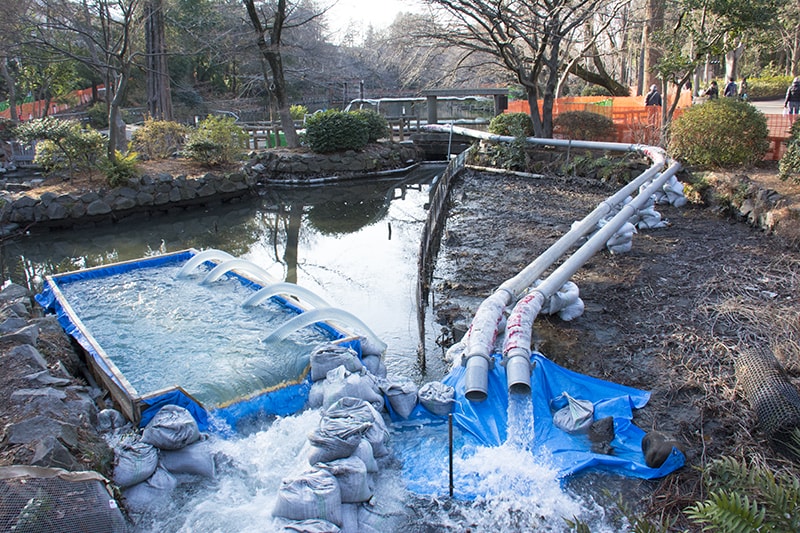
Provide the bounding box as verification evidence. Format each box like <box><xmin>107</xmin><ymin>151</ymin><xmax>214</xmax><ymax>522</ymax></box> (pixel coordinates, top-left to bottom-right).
<box><xmin>431</xmin><ymin>167</ymin><xmax>800</xmax><ymax>525</ymax></box>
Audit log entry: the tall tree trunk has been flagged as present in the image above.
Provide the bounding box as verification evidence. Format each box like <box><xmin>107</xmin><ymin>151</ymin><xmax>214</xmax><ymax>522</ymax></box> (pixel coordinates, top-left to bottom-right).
<box><xmin>243</xmin><ymin>0</ymin><xmax>299</xmax><ymax>148</ymax></box>
<box><xmin>145</xmin><ymin>0</ymin><xmax>173</xmax><ymax>120</ymax></box>
<box><xmin>641</xmin><ymin>0</ymin><xmax>664</xmax><ymax>94</ymax></box>
<box><xmin>1</xmin><ymin>58</ymin><xmax>18</xmax><ymax>122</ymax></box>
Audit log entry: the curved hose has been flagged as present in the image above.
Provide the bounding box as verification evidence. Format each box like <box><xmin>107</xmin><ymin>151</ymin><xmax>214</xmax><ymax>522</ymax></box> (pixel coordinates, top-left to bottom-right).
<box><xmin>263</xmin><ymin>307</ymin><xmax>387</xmax><ymax>356</ymax></box>
<box><xmin>243</xmin><ymin>282</ymin><xmax>330</xmax><ymax>310</ymax></box>
<box><xmin>175</xmin><ymin>249</ymin><xmax>234</xmax><ymax>278</ymax></box>
<box><xmin>202</xmin><ymin>259</ymin><xmax>277</xmax><ymax>286</ymax></box>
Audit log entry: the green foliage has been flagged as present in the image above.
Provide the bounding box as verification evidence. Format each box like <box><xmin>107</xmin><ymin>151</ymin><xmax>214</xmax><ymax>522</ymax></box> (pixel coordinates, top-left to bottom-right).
<box><xmin>350</xmin><ymin>109</ymin><xmax>388</xmax><ymax>142</ymax></box>
<box><xmin>100</xmin><ymin>150</ymin><xmax>140</xmax><ymax>188</ymax></box>
<box><xmin>304</xmin><ymin>110</ymin><xmax>369</xmax><ymax>153</ymax></box>
<box><xmin>561</xmin><ymin>151</ymin><xmax>639</xmax><ymax>184</ymax></box>
<box><xmin>489</xmin><ymin>112</ymin><xmax>534</xmax><ymax>136</ymax></box>
<box><xmin>668</xmin><ymin>99</ymin><xmax>769</xmax><ymax>168</ymax></box>
<box><xmin>183</xmin><ymin>114</ymin><xmax>248</xmax><ymax>166</ymax></box>
<box><xmin>0</xmin><ymin>118</ymin><xmax>16</xmax><ymax>141</ymax></box>
<box><xmin>747</xmin><ymin>76</ymin><xmax>795</xmax><ymax>100</ymax></box>
<box><xmin>685</xmin><ymin>456</ymin><xmax>800</xmax><ymax>532</ymax></box>
<box><xmin>86</xmin><ymin>102</ymin><xmax>109</xmax><ymax>128</ymax></box>
<box><xmin>779</xmin><ymin>120</ymin><xmax>800</xmax><ymax>183</ymax></box>
<box><xmin>553</xmin><ymin>111</ymin><xmax>615</xmax><ymax>141</ymax></box>
<box><xmin>15</xmin><ymin>117</ymin><xmax>105</xmax><ymax>177</ymax></box>
<box><xmin>290</xmin><ymin>104</ymin><xmax>308</xmax><ymax>121</ymax></box>
<box><xmin>130</xmin><ymin>119</ymin><xmax>188</xmax><ymax>160</ymax></box>
<box><xmin>581</xmin><ymin>85</ymin><xmax>612</xmax><ymax>97</ymax></box>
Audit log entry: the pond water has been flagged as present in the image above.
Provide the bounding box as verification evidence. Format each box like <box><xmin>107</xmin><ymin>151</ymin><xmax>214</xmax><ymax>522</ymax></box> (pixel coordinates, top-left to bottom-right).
<box><xmin>2</xmin><ymin>164</ymin><xmax>627</xmax><ymax>532</ymax></box>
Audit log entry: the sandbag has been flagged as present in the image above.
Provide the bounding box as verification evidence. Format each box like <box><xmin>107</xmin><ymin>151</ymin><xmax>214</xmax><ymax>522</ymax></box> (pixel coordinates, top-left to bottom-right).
<box><xmin>141</xmin><ymin>404</ymin><xmax>200</xmax><ymax>451</ymax></box>
<box><xmin>282</xmin><ymin>519</ymin><xmax>341</xmax><ymax>533</ymax></box>
<box><xmin>551</xmin><ymin>392</ymin><xmax>594</xmax><ymax>434</ymax></box>
<box><xmin>122</xmin><ymin>466</ymin><xmax>178</xmax><ymax>511</ymax></box>
<box><xmin>418</xmin><ymin>382</ymin><xmax>455</xmax><ymax>416</ymax></box>
<box><xmin>325</xmin><ymin>397</ymin><xmax>389</xmax><ymax>458</ymax></box>
<box><xmin>311</xmin><ymin>344</ymin><xmax>363</xmax><ymax>382</ymax></box>
<box><xmin>113</xmin><ymin>437</ymin><xmax>159</xmax><ymax>489</ymax></box>
<box><xmin>159</xmin><ymin>439</ymin><xmax>216</xmax><ymax>478</ymax></box>
<box><xmin>352</xmin><ymin>438</ymin><xmax>378</xmax><ymax>473</ymax></box>
<box><xmin>558</xmin><ymin>298</ymin><xmax>585</xmax><ymax>321</ymax></box>
<box><xmin>273</xmin><ymin>469</ymin><xmax>342</xmax><ymax>526</ymax></box>
<box><xmin>361</xmin><ymin>354</ymin><xmax>387</xmax><ymax>379</ymax></box>
<box><xmin>316</xmin><ymin>457</ymin><xmax>372</xmax><ymax>503</ymax></box>
<box><xmin>308</xmin><ymin>416</ymin><xmax>371</xmax><ymax>465</ymax></box>
<box><xmin>340</xmin><ymin>503</ymin><xmax>359</xmax><ymax>533</ymax></box>
<box><xmin>97</xmin><ymin>408</ymin><xmax>131</xmax><ymax>434</ymax></box>
<box><xmin>322</xmin><ymin>367</ymin><xmax>383</xmax><ymax>411</ymax></box>
<box><xmin>307</xmin><ymin>381</ymin><xmax>325</xmax><ymax>409</ymax></box>
<box><xmin>381</xmin><ymin>379</ymin><xmax>418</xmax><ymax>419</ymax></box>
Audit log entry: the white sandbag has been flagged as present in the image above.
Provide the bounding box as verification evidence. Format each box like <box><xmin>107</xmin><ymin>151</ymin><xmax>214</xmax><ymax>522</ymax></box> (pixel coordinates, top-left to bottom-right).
<box><xmin>637</xmin><ymin>206</ymin><xmax>669</xmax><ymax>229</ymax></box>
<box><xmin>325</xmin><ymin>397</ymin><xmax>389</xmax><ymax>458</ymax></box>
<box><xmin>551</xmin><ymin>392</ymin><xmax>594</xmax><ymax>434</ymax></box>
<box><xmin>340</xmin><ymin>503</ymin><xmax>359</xmax><ymax>533</ymax></box>
<box><xmin>307</xmin><ymin>381</ymin><xmax>325</xmax><ymax>409</ymax></box>
<box><xmin>361</xmin><ymin>354</ymin><xmax>386</xmax><ymax>379</ymax></box>
<box><xmin>273</xmin><ymin>469</ymin><xmax>343</xmax><ymax>526</ymax></box>
<box><xmin>141</xmin><ymin>404</ymin><xmax>200</xmax><ymax>451</ymax></box>
<box><xmin>418</xmin><ymin>382</ymin><xmax>455</xmax><ymax>416</ymax></box>
<box><xmin>282</xmin><ymin>519</ymin><xmax>341</xmax><ymax>533</ymax></box>
<box><xmin>316</xmin><ymin>457</ymin><xmax>372</xmax><ymax>503</ymax></box>
<box><xmin>122</xmin><ymin>466</ymin><xmax>178</xmax><ymax>511</ymax></box>
<box><xmin>97</xmin><ymin>408</ymin><xmax>131</xmax><ymax>434</ymax></box>
<box><xmin>113</xmin><ymin>438</ymin><xmax>159</xmax><ymax>488</ymax></box>
<box><xmin>282</xmin><ymin>520</ymin><xmax>340</xmax><ymax>533</ymax></box>
<box><xmin>558</xmin><ymin>298</ymin><xmax>585</xmax><ymax>321</ymax></box>
<box><xmin>308</xmin><ymin>416</ymin><xmax>370</xmax><ymax>465</ymax></box>
<box><xmin>159</xmin><ymin>440</ymin><xmax>215</xmax><ymax>478</ymax></box>
<box><xmin>322</xmin><ymin>367</ymin><xmax>383</xmax><ymax>411</ymax></box>
<box><xmin>540</xmin><ymin>281</ymin><xmax>581</xmax><ymax>315</ymax></box>
<box><xmin>381</xmin><ymin>379</ymin><xmax>418</xmax><ymax>419</ymax></box>
<box><xmin>311</xmin><ymin>344</ymin><xmax>363</xmax><ymax>382</ymax></box>
<box><xmin>352</xmin><ymin>438</ymin><xmax>378</xmax><ymax>473</ymax></box>
<box><xmin>357</xmin><ymin>502</ymin><xmax>408</xmax><ymax>533</ymax></box>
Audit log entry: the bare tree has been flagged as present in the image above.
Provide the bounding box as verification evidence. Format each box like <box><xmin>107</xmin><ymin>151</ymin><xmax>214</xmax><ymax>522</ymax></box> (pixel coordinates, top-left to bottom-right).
<box><xmin>424</xmin><ymin>0</ymin><xmax>615</xmax><ymax>138</ymax></box>
<box><xmin>145</xmin><ymin>0</ymin><xmax>173</xmax><ymax>120</ymax></box>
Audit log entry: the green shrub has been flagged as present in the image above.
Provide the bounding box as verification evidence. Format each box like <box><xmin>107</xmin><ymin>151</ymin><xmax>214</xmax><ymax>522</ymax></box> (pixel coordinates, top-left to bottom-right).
<box><xmin>351</xmin><ymin>109</ymin><xmax>388</xmax><ymax>142</ymax></box>
<box><xmin>130</xmin><ymin>119</ymin><xmax>188</xmax><ymax>160</ymax></box>
<box><xmin>553</xmin><ymin>110</ymin><xmax>615</xmax><ymax>141</ymax></box>
<box><xmin>15</xmin><ymin>117</ymin><xmax>105</xmax><ymax>177</ymax></box>
<box><xmin>305</xmin><ymin>110</ymin><xmax>369</xmax><ymax>153</ymax></box>
<box><xmin>489</xmin><ymin>112</ymin><xmax>534</xmax><ymax>136</ymax></box>
<box><xmin>183</xmin><ymin>114</ymin><xmax>248</xmax><ymax>166</ymax></box>
<box><xmin>100</xmin><ymin>150</ymin><xmax>140</xmax><ymax>187</ymax></box>
<box><xmin>668</xmin><ymin>99</ymin><xmax>769</xmax><ymax>168</ymax></box>
<box><xmin>290</xmin><ymin>104</ymin><xmax>308</xmax><ymax>121</ymax></box>
<box><xmin>746</xmin><ymin>76</ymin><xmax>794</xmax><ymax>100</ymax></box>
<box><xmin>86</xmin><ymin>102</ymin><xmax>109</xmax><ymax>128</ymax></box>
<box><xmin>779</xmin><ymin>120</ymin><xmax>800</xmax><ymax>182</ymax></box>
<box><xmin>581</xmin><ymin>85</ymin><xmax>612</xmax><ymax>97</ymax></box>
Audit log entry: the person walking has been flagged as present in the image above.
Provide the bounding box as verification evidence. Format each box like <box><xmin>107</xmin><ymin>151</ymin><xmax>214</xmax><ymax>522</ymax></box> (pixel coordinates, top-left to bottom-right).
<box><xmin>739</xmin><ymin>77</ymin><xmax>749</xmax><ymax>101</ymax></box>
<box><xmin>704</xmin><ymin>81</ymin><xmax>719</xmax><ymax>100</ymax></box>
<box><xmin>785</xmin><ymin>77</ymin><xmax>800</xmax><ymax>115</ymax></box>
<box><xmin>644</xmin><ymin>84</ymin><xmax>662</xmax><ymax>106</ymax></box>
<box><xmin>723</xmin><ymin>77</ymin><xmax>738</xmax><ymax>98</ymax></box>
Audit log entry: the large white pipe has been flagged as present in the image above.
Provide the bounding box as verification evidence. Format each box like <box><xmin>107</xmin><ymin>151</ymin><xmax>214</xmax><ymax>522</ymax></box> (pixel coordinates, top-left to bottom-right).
<box><xmin>424</xmin><ymin>125</ymin><xmax>682</xmax><ymax>401</ymax></box>
<box><xmin>502</xmin><ymin>163</ymin><xmax>682</xmax><ymax>395</ymax></box>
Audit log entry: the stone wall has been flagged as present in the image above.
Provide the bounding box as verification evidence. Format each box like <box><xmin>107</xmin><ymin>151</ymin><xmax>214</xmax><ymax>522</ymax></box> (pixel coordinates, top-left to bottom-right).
<box><xmin>0</xmin><ymin>141</ymin><xmax>424</xmax><ymax>233</ymax></box>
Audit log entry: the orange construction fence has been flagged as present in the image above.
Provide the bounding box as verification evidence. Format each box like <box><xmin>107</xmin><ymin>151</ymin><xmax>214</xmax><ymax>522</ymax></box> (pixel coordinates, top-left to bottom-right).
<box><xmin>507</xmin><ymin>93</ymin><xmax>795</xmax><ymax>160</ymax></box>
<box><xmin>0</xmin><ymin>86</ymin><xmax>102</xmax><ymax>121</ymax></box>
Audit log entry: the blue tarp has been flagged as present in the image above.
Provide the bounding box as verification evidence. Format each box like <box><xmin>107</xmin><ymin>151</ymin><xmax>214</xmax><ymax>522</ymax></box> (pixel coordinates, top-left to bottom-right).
<box><xmin>393</xmin><ymin>352</ymin><xmax>684</xmax><ymax>497</ymax></box>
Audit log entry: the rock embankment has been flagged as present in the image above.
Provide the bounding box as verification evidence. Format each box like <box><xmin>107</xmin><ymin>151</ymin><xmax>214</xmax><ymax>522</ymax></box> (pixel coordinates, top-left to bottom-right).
<box><xmin>0</xmin><ymin>283</ymin><xmax>112</xmax><ymax>474</ymax></box>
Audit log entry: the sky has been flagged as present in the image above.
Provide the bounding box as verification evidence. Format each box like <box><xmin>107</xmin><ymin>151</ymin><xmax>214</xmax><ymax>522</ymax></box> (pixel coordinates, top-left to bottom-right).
<box><xmin>324</xmin><ymin>0</ymin><xmax>427</xmax><ymax>40</ymax></box>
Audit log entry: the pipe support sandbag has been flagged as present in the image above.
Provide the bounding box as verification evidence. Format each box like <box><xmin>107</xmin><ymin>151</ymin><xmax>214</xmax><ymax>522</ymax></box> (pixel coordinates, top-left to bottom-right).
<box><xmin>735</xmin><ymin>346</ymin><xmax>800</xmax><ymax>459</ymax></box>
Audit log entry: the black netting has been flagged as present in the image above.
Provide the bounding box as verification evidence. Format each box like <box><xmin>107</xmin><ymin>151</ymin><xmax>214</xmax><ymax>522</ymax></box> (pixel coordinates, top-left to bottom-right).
<box><xmin>735</xmin><ymin>346</ymin><xmax>800</xmax><ymax>458</ymax></box>
<box><xmin>0</xmin><ymin>473</ymin><xmax>127</xmax><ymax>533</ymax></box>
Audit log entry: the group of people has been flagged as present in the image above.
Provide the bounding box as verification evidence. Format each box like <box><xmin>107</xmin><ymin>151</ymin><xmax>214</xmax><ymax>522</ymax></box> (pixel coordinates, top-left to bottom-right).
<box><xmin>643</xmin><ymin>76</ymin><xmax>800</xmax><ymax>115</ymax></box>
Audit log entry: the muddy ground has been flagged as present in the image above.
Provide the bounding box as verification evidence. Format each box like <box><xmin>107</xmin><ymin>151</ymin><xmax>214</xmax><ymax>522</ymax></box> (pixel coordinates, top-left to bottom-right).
<box><xmin>430</xmin><ymin>166</ymin><xmax>800</xmax><ymax>526</ymax></box>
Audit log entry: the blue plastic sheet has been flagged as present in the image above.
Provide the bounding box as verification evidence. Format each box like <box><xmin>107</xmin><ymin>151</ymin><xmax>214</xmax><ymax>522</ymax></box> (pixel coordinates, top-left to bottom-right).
<box><xmin>394</xmin><ymin>352</ymin><xmax>684</xmax><ymax>497</ymax></box>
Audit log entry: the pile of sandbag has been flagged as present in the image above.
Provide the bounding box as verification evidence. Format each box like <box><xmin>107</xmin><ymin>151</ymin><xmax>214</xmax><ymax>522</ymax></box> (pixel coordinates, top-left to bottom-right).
<box><xmin>274</xmin><ymin>343</ymin><xmax>455</xmax><ymax>532</ymax></box>
<box><xmin>100</xmin><ymin>405</ymin><xmax>217</xmax><ymax>512</ymax></box>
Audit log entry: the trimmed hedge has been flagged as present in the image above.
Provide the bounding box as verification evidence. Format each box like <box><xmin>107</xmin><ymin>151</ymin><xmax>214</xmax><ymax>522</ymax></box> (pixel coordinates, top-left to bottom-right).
<box><xmin>489</xmin><ymin>112</ymin><xmax>534</xmax><ymax>136</ymax></box>
<box><xmin>668</xmin><ymin>99</ymin><xmax>769</xmax><ymax>168</ymax></box>
<box><xmin>351</xmin><ymin>109</ymin><xmax>388</xmax><ymax>142</ymax></box>
<box><xmin>553</xmin><ymin>111</ymin><xmax>615</xmax><ymax>141</ymax></box>
<box><xmin>305</xmin><ymin>110</ymin><xmax>370</xmax><ymax>153</ymax></box>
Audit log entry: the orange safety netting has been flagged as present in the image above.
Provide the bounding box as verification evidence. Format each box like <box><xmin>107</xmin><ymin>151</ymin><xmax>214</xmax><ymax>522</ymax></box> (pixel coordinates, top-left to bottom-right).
<box><xmin>0</xmin><ymin>86</ymin><xmax>101</xmax><ymax>121</ymax></box>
